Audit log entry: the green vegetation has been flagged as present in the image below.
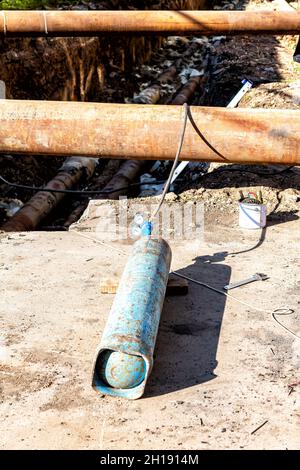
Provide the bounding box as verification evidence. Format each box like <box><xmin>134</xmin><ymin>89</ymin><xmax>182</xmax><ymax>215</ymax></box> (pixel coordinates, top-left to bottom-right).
<box><xmin>1</xmin><ymin>1</ymin><xmax>47</xmax><ymax>8</ymax></box>
<box><xmin>0</xmin><ymin>0</ymin><xmax>70</xmax><ymax>9</ymax></box>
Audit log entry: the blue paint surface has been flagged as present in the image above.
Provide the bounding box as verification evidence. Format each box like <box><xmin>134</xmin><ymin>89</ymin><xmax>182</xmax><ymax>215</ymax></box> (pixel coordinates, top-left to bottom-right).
<box><xmin>92</xmin><ymin>238</ymin><xmax>172</xmax><ymax>399</ymax></box>
<box><xmin>141</xmin><ymin>221</ymin><xmax>152</xmax><ymax>236</ymax></box>
<box><xmin>98</xmin><ymin>350</ymin><xmax>146</xmax><ymax>389</ymax></box>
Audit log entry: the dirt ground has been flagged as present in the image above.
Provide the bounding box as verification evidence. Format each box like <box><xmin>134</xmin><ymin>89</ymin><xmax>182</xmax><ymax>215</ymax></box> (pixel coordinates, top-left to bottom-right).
<box><xmin>0</xmin><ymin>209</ymin><xmax>299</xmax><ymax>450</ymax></box>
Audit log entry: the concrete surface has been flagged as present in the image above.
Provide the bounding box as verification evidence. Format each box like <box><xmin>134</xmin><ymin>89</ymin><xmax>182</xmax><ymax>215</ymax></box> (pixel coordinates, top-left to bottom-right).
<box><xmin>0</xmin><ymin>211</ymin><xmax>299</xmax><ymax>449</ymax></box>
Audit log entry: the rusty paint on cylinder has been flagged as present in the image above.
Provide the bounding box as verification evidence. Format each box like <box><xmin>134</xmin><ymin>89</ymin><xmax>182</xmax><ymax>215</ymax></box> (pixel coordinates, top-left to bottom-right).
<box><xmin>92</xmin><ymin>237</ymin><xmax>172</xmax><ymax>399</ymax></box>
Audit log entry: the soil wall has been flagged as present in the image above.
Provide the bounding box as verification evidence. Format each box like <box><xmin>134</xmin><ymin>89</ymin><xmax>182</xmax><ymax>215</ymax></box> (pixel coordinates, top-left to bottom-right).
<box><xmin>0</xmin><ymin>1</ymin><xmax>207</xmax><ymax>101</ymax></box>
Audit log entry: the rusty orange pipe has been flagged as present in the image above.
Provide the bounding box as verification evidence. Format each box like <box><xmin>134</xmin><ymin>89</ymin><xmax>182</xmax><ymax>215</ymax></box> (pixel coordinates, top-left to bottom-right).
<box><xmin>0</xmin><ymin>10</ymin><xmax>300</xmax><ymax>36</ymax></box>
<box><xmin>0</xmin><ymin>100</ymin><xmax>299</xmax><ymax>165</ymax></box>
<box><xmin>2</xmin><ymin>157</ymin><xmax>97</xmax><ymax>232</ymax></box>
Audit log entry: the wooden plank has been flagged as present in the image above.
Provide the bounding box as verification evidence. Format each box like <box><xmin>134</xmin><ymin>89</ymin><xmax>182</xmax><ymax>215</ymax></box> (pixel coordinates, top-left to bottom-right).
<box><xmin>100</xmin><ymin>274</ymin><xmax>188</xmax><ymax>296</ymax></box>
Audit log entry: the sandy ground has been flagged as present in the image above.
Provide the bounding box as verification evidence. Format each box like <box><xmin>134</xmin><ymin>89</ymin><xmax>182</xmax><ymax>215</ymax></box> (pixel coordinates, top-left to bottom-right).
<box><xmin>0</xmin><ymin>209</ymin><xmax>299</xmax><ymax>450</ymax></box>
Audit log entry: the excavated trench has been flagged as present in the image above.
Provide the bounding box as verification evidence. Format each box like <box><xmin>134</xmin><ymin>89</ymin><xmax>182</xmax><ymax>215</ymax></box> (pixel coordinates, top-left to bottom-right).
<box><xmin>0</xmin><ymin>0</ymin><xmax>209</xmax><ymax>229</ymax></box>
<box><xmin>0</xmin><ymin>0</ymin><xmax>299</xmax><ymax>230</ymax></box>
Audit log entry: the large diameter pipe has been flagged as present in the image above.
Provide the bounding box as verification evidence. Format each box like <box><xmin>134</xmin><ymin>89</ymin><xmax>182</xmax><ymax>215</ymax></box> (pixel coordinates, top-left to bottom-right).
<box><xmin>0</xmin><ymin>11</ymin><xmax>300</xmax><ymax>36</ymax></box>
<box><xmin>171</xmin><ymin>75</ymin><xmax>205</xmax><ymax>105</ymax></box>
<box><xmin>92</xmin><ymin>237</ymin><xmax>171</xmax><ymax>399</ymax></box>
<box><xmin>64</xmin><ymin>67</ymin><xmax>177</xmax><ymax>227</ymax></box>
<box><xmin>97</xmin><ymin>160</ymin><xmax>146</xmax><ymax>200</ymax></box>
<box><xmin>0</xmin><ymin>100</ymin><xmax>299</xmax><ymax>165</ymax></box>
<box><xmin>2</xmin><ymin>157</ymin><xmax>97</xmax><ymax>232</ymax></box>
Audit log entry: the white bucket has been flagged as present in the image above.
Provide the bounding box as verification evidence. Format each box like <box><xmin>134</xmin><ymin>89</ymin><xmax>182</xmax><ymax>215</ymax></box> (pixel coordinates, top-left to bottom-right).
<box><xmin>239</xmin><ymin>202</ymin><xmax>267</xmax><ymax>229</ymax></box>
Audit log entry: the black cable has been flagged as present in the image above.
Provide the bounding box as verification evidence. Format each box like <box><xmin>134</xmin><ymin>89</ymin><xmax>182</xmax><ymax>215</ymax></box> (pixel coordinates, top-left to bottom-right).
<box><xmin>210</xmin><ymin>165</ymin><xmax>295</xmax><ymax>177</ymax></box>
<box><xmin>185</xmin><ymin>105</ymin><xmax>295</xmax><ymax>176</ymax></box>
<box><xmin>0</xmin><ymin>175</ymin><xmax>180</xmax><ymax>196</ymax></box>
<box><xmin>186</xmin><ymin>105</ymin><xmax>227</xmax><ymax>161</ymax></box>
<box><xmin>176</xmin><ymin>164</ymin><xmax>295</xmax><ymax>194</ymax></box>
<box><xmin>0</xmin><ymin>161</ymin><xmax>294</xmax><ymax>198</ymax></box>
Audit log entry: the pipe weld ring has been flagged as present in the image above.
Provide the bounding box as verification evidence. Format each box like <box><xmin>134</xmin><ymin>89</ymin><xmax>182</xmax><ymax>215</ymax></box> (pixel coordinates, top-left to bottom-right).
<box><xmin>42</xmin><ymin>11</ymin><xmax>48</xmax><ymax>35</ymax></box>
<box><xmin>1</xmin><ymin>11</ymin><xmax>7</xmax><ymax>36</ymax></box>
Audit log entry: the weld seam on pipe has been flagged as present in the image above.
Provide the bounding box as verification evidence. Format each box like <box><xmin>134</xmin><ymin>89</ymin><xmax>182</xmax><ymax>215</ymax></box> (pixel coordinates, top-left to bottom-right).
<box><xmin>1</xmin><ymin>10</ymin><xmax>6</xmax><ymax>35</ymax></box>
